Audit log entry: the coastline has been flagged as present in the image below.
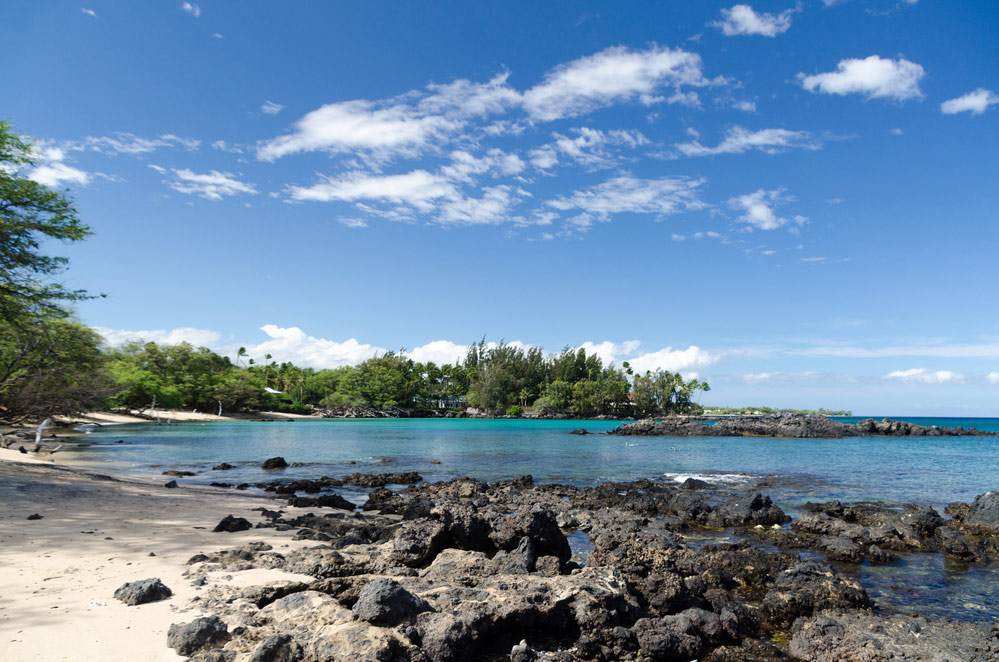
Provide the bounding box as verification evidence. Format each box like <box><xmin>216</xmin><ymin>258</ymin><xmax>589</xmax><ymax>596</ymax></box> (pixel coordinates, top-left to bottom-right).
<box><xmin>0</xmin><ymin>452</ymin><xmax>320</xmax><ymax>662</ymax></box>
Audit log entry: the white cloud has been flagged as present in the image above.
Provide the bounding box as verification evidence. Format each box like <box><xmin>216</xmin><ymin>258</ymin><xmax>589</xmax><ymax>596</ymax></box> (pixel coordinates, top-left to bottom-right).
<box><xmin>742</xmin><ymin>372</ymin><xmax>775</xmax><ymax>383</ymax></box>
<box><xmin>799</xmin><ymin>55</ymin><xmax>925</xmax><ymax>101</ymax></box>
<box><xmin>257</xmin><ymin>100</ymin><xmax>458</xmax><ymax>161</ymax></box>
<box><xmin>407</xmin><ymin>340</ymin><xmax>469</xmax><ymax>366</ymax></box>
<box><xmin>261</xmin><ymin>100</ymin><xmax>285</xmax><ymax>116</ymax></box>
<box><xmin>539</xmin><ymin>127</ymin><xmax>649</xmax><ymax>169</ymax></box>
<box><xmin>338</xmin><ymin>218</ymin><xmax>368</xmax><ymax>229</ymax></box>
<box><xmin>627</xmin><ymin>345</ymin><xmax>721</xmax><ymax>375</ymax></box>
<box><xmin>941</xmin><ymin>88</ymin><xmax>999</xmax><ymax>115</ymax></box>
<box><xmin>288</xmin><ymin>170</ymin><xmax>456</xmax><ymax>211</ymax></box>
<box><xmin>522</xmin><ymin>45</ymin><xmax>707</xmax><ymax>121</ymax></box>
<box><xmin>81</xmin><ymin>8</ymin><xmax>97</xmax><ymax>17</ymax></box>
<box><xmin>95</xmin><ymin>326</ymin><xmax>222</xmax><ymax>348</ymax></box>
<box><xmin>29</xmin><ymin>162</ymin><xmax>91</xmax><ymax>187</ymax></box>
<box><xmin>247</xmin><ymin>325</ymin><xmax>385</xmax><ymax>369</ymax></box>
<box><xmin>733</xmin><ymin>100</ymin><xmax>757</xmax><ymax>113</ymax></box>
<box><xmin>885</xmin><ymin>368</ymin><xmax>964</xmax><ymax>384</ymax></box>
<box><xmin>181</xmin><ymin>2</ymin><xmax>201</xmax><ymax>18</ymax></box>
<box><xmin>729</xmin><ymin>188</ymin><xmax>806</xmax><ymax>231</ymax></box>
<box><xmin>439</xmin><ymin>149</ymin><xmax>525</xmax><ymax>183</ymax></box>
<box><xmin>212</xmin><ymin>33</ymin><xmax>224</xmax><ymax>39</ymax></box>
<box><xmin>419</xmin><ymin>74</ymin><xmax>521</xmax><ymax>118</ymax></box>
<box><xmin>713</xmin><ymin>4</ymin><xmax>796</xmax><ymax>37</ymax></box>
<box><xmin>81</xmin><ymin>133</ymin><xmax>201</xmax><ymax>155</ymax></box>
<box><xmin>161</xmin><ymin>168</ymin><xmax>258</xmax><ymax>200</ymax></box>
<box><xmin>676</xmin><ymin>126</ymin><xmax>819</xmax><ymax>156</ymax></box>
<box><xmin>577</xmin><ymin>340</ymin><xmax>642</xmax><ymax>367</ymax></box>
<box><xmin>547</xmin><ymin>175</ymin><xmax>705</xmax><ymax>221</ymax></box>
<box><xmin>437</xmin><ymin>186</ymin><xmax>520</xmax><ymax>226</ymax></box>
<box><xmin>987</xmin><ymin>371</ymin><xmax>999</xmax><ymax>384</ymax></box>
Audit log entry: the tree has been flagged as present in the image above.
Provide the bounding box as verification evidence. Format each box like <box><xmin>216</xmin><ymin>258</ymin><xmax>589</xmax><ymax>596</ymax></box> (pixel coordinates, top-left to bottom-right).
<box><xmin>0</xmin><ymin>121</ymin><xmax>95</xmax><ymax>318</ymax></box>
<box><xmin>0</xmin><ymin>122</ymin><xmax>109</xmax><ymax>421</ymax></box>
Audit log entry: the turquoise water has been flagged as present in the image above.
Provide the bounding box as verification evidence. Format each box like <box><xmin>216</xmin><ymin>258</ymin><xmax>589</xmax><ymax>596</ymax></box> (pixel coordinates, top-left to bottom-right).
<box><xmin>64</xmin><ymin>417</ymin><xmax>999</xmax><ymax>509</ymax></box>
<box><xmin>61</xmin><ymin>416</ymin><xmax>999</xmax><ymax>621</ymax></box>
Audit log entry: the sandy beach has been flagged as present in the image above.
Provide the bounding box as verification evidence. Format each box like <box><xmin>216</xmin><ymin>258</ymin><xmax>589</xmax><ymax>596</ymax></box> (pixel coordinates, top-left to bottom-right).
<box><xmin>0</xmin><ymin>449</ymin><xmax>317</xmax><ymax>661</ymax></box>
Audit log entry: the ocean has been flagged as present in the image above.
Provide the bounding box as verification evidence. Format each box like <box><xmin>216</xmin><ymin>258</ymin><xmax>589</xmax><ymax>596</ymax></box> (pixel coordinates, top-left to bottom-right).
<box><xmin>61</xmin><ymin>415</ymin><xmax>999</xmax><ymax>621</ymax></box>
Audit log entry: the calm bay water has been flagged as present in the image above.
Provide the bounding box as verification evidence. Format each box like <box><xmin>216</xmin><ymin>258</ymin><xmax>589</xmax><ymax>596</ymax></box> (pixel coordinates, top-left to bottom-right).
<box><xmin>62</xmin><ymin>416</ymin><xmax>999</xmax><ymax>621</ymax></box>
<box><xmin>65</xmin><ymin>416</ymin><xmax>999</xmax><ymax>509</ymax></box>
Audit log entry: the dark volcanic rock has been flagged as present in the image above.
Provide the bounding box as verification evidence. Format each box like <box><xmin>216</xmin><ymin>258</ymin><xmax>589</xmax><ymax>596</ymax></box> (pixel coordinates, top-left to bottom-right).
<box><xmin>492</xmin><ymin>536</ymin><xmax>537</xmax><ymax>574</ymax></box>
<box><xmin>966</xmin><ymin>491</ymin><xmax>999</xmax><ymax>533</ymax></box>
<box><xmin>286</xmin><ymin>494</ymin><xmax>355</xmax><ymax>510</ymax></box>
<box><xmin>166</xmin><ymin>615</ymin><xmax>231</xmax><ymax>656</ymax></box>
<box><xmin>611</xmin><ymin>412</ymin><xmax>996</xmax><ymax>438</ymax></box>
<box><xmin>163</xmin><ymin>470</ymin><xmax>196</xmax><ymax>477</ymax></box>
<box><xmin>248</xmin><ymin>633</ymin><xmax>304</xmax><ymax>662</ymax></box>
<box><xmin>703</xmin><ymin>492</ymin><xmax>789</xmax><ymax>528</ymax></box>
<box><xmin>213</xmin><ymin>514</ymin><xmax>253</xmax><ymax>532</ymax></box>
<box><xmin>351</xmin><ymin>578</ymin><xmax>431</xmax><ymax>625</ymax></box>
<box><xmin>789</xmin><ymin>611</ymin><xmax>999</xmax><ymax>662</ymax></box>
<box><xmin>391</xmin><ymin>519</ymin><xmax>449</xmax><ymax>567</ymax></box>
<box><xmin>212</xmin><ymin>463</ymin><xmax>235</xmax><ymax>470</ymax></box>
<box><xmin>261</xmin><ymin>456</ymin><xmax>289</xmax><ymax>469</ymax></box>
<box><xmin>113</xmin><ymin>577</ymin><xmax>172</xmax><ymax>605</ymax></box>
<box><xmin>490</xmin><ymin>505</ymin><xmax>571</xmax><ymax>562</ymax></box>
<box><xmin>761</xmin><ymin>561</ymin><xmax>872</xmax><ymax>627</ymax></box>
<box><xmin>341</xmin><ymin>471</ymin><xmax>422</xmax><ymax>487</ymax></box>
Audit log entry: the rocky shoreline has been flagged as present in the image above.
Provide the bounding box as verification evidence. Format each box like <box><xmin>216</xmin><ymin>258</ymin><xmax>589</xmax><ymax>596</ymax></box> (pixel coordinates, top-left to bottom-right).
<box><xmin>609</xmin><ymin>412</ymin><xmax>997</xmax><ymax>438</ymax></box>
<box><xmin>156</xmin><ymin>472</ymin><xmax>999</xmax><ymax>661</ymax></box>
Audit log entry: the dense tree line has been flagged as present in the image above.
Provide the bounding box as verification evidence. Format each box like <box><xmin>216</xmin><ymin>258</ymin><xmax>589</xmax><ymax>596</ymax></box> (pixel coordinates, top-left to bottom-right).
<box><xmin>0</xmin><ymin>120</ymin><xmax>708</xmax><ymax>421</ymax></box>
<box><xmin>104</xmin><ymin>339</ymin><xmax>709</xmax><ymax>418</ymax></box>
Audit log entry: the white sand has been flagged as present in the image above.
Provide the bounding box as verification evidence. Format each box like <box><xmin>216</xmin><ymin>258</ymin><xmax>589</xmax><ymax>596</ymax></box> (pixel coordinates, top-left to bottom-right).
<box><xmin>0</xmin><ymin>454</ymin><xmax>320</xmax><ymax>661</ymax></box>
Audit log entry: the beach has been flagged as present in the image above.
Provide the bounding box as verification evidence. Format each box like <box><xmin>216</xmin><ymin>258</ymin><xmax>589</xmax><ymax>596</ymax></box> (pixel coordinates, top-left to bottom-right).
<box><xmin>0</xmin><ymin>449</ymin><xmax>315</xmax><ymax>662</ymax></box>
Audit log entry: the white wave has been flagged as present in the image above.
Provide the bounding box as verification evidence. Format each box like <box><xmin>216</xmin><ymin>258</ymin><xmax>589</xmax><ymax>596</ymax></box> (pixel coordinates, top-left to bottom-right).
<box><xmin>662</xmin><ymin>472</ymin><xmax>754</xmax><ymax>485</ymax></box>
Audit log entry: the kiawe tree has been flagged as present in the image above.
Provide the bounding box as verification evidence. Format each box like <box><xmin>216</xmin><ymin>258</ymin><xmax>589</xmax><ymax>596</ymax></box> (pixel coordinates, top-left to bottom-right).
<box><xmin>0</xmin><ymin>121</ymin><xmax>110</xmax><ymax>421</ymax></box>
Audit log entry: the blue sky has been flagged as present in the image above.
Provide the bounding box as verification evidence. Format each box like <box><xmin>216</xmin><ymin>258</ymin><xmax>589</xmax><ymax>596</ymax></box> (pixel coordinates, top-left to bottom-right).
<box><xmin>4</xmin><ymin>1</ymin><xmax>998</xmax><ymax>414</ymax></box>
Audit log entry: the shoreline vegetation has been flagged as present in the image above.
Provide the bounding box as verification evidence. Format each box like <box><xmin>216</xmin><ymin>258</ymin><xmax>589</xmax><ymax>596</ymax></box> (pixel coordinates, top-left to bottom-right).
<box><xmin>3</xmin><ymin>448</ymin><xmax>998</xmax><ymax>661</ymax></box>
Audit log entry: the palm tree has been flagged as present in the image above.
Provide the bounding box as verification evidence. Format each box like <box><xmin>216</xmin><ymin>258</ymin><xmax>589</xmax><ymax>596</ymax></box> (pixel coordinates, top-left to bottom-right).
<box><xmin>236</xmin><ymin>346</ymin><xmax>247</xmax><ymax>368</ymax></box>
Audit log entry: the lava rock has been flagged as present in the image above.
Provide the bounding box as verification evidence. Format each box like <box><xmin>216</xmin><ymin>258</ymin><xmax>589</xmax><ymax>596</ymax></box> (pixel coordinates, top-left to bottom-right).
<box><xmin>966</xmin><ymin>491</ymin><xmax>999</xmax><ymax>533</ymax></box>
<box><xmin>490</xmin><ymin>505</ymin><xmax>571</xmax><ymax>562</ymax></box>
<box><xmin>351</xmin><ymin>578</ymin><xmax>431</xmax><ymax>625</ymax></box>
<box><xmin>391</xmin><ymin>519</ymin><xmax>449</xmax><ymax>567</ymax></box>
<box><xmin>166</xmin><ymin>615</ymin><xmax>231</xmax><ymax>656</ymax></box>
<box><xmin>213</xmin><ymin>514</ymin><xmax>253</xmax><ymax>532</ymax></box>
<box><xmin>213</xmin><ymin>463</ymin><xmax>235</xmax><ymax>470</ymax></box>
<box><xmin>261</xmin><ymin>457</ymin><xmax>289</xmax><ymax>470</ymax></box>
<box><xmin>113</xmin><ymin>578</ymin><xmax>172</xmax><ymax>605</ymax></box>
<box><xmin>249</xmin><ymin>633</ymin><xmax>304</xmax><ymax>662</ymax></box>
<box><xmin>286</xmin><ymin>494</ymin><xmax>355</xmax><ymax>510</ymax></box>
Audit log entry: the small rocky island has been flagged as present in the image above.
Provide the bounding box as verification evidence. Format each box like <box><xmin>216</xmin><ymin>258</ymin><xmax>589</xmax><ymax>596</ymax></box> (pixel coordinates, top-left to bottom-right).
<box><xmin>164</xmin><ymin>472</ymin><xmax>999</xmax><ymax>661</ymax></box>
<box><xmin>608</xmin><ymin>412</ymin><xmax>997</xmax><ymax>438</ymax></box>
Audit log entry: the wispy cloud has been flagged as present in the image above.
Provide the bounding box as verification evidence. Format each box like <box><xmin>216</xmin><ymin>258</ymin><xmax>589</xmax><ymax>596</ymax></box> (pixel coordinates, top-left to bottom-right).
<box><xmin>180</xmin><ymin>2</ymin><xmax>201</xmax><ymax>18</ymax></box>
<box><xmin>95</xmin><ymin>326</ymin><xmax>221</xmax><ymax>348</ymax></box>
<box><xmin>288</xmin><ymin>169</ymin><xmax>455</xmax><ymax>210</ymax></box>
<box><xmin>547</xmin><ymin>175</ymin><xmax>706</xmax><ymax>223</ymax></box>
<box><xmin>81</xmin><ymin>8</ymin><xmax>97</xmax><ymax>18</ymax></box>
<box><xmin>257</xmin><ymin>100</ymin><xmax>460</xmax><ymax>162</ymax></box>
<box><xmin>261</xmin><ymin>100</ymin><xmax>285</xmax><ymax>116</ymax></box>
<box><xmin>712</xmin><ymin>4</ymin><xmax>798</xmax><ymax>37</ymax></box>
<box><xmin>521</xmin><ymin>45</ymin><xmax>708</xmax><ymax>121</ymax></box>
<box><xmin>941</xmin><ymin>88</ymin><xmax>999</xmax><ymax>115</ymax></box>
<box><xmin>156</xmin><ymin>167</ymin><xmax>258</xmax><ymax>200</ymax></box>
<box><xmin>729</xmin><ymin>188</ymin><xmax>807</xmax><ymax>231</ymax></box>
<box><xmin>676</xmin><ymin>126</ymin><xmax>820</xmax><ymax>156</ymax></box>
<box><xmin>799</xmin><ymin>55</ymin><xmax>925</xmax><ymax>101</ymax></box>
<box><xmin>885</xmin><ymin>368</ymin><xmax>964</xmax><ymax>384</ymax></box>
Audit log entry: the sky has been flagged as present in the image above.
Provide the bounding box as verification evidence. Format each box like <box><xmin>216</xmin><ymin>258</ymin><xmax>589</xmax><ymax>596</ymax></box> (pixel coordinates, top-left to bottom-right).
<box><xmin>3</xmin><ymin>1</ymin><xmax>998</xmax><ymax>414</ymax></box>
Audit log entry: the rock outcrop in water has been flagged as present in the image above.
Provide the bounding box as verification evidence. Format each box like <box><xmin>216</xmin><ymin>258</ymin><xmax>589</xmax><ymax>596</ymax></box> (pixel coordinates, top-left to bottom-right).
<box><xmin>172</xmin><ymin>475</ymin><xmax>999</xmax><ymax>661</ymax></box>
<box><xmin>609</xmin><ymin>412</ymin><xmax>996</xmax><ymax>438</ymax></box>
